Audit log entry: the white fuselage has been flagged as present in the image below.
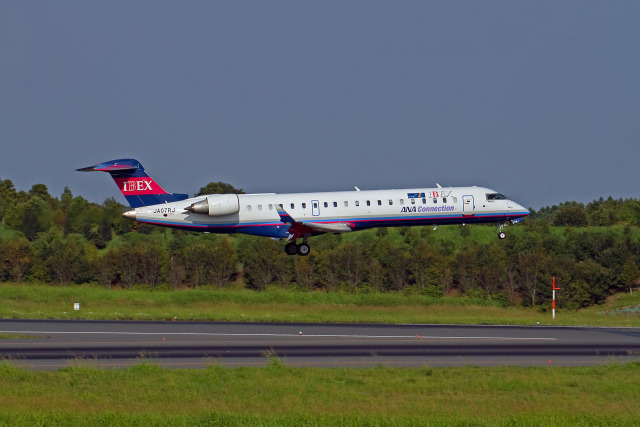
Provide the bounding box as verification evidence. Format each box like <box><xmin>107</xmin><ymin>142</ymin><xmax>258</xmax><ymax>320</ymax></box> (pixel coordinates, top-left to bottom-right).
<box><xmin>127</xmin><ymin>186</ymin><xmax>529</xmax><ymax>239</ymax></box>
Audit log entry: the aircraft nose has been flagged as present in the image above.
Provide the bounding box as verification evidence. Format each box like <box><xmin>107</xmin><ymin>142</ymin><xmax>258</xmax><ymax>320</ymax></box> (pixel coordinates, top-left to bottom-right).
<box><xmin>123</xmin><ymin>210</ymin><xmax>137</xmax><ymax>220</ymax></box>
<box><xmin>514</xmin><ymin>203</ymin><xmax>530</xmax><ymax>215</ymax></box>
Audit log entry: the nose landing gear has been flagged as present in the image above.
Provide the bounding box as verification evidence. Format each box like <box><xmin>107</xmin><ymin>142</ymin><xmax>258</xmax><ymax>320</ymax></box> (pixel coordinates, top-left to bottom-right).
<box><xmin>497</xmin><ymin>223</ymin><xmax>507</xmax><ymax>239</ymax></box>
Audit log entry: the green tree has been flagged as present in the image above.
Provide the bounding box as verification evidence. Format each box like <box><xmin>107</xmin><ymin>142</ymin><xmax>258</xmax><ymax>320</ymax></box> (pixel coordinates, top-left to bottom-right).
<box><xmin>115</xmin><ymin>244</ymin><xmax>143</xmax><ymax>288</ymax></box>
<box><xmin>294</xmin><ymin>255</ymin><xmax>317</xmax><ymax>290</ymax></box>
<box><xmin>477</xmin><ymin>244</ymin><xmax>507</xmax><ymax>299</ymax></box>
<box><xmin>1</xmin><ymin>237</ymin><xmax>33</xmax><ymax>282</ymax></box>
<box><xmin>619</xmin><ymin>258</ymin><xmax>640</xmax><ymax>294</ymax></box>
<box><xmin>47</xmin><ymin>234</ymin><xmax>89</xmax><ymax>285</ymax></box>
<box><xmin>565</xmin><ymin>280</ymin><xmax>593</xmax><ymax>309</ymax></box>
<box><xmin>197</xmin><ymin>182</ymin><xmax>244</xmax><ymax>196</ymax></box>
<box><xmin>455</xmin><ymin>242</ymin><xmax>483</xmax><ymax>294</ymax></box>
<box><xmin>18</xmin><ymin>196</ymin><xmax>53</xmax><ymax>240</ymax></box>
<box><xmin>374</xmin><ymin>238</ymin><xmax>410</xmax><ymax>291</ymax></box>
<box><xmin>200</xmin><ymin>236</ymin><xmax>237</xmax><ymax>288</ymax></box>
<box><xmin>553</xmin><ymin>203</ymin><xmax>588</xmax><ymax>227</ymax></box>
<box><xmin>183</xmin><ymin>235</ymin><xmax>234</xmax><ymax>287</ymax></box>
<box><xmin>239</xmin><ymin>238</ymin><xmax>286</xmax><ymax>290</ymax></box>
<box><xmin>59</xmin><ymin>187</ymin><xmax>73</xmax><ymax>212</ymax></box>
<box><xmin>572</xmin><ymin>258</ymin><xmax>611</xmax><ymax>305</ymax></box>
<box><xmin>98</xmin><ymin>216</ymin><xmax>112</xmax><ymax>244</ymax></box>
<box><xmin>166</xmin><ymin>256</ymin><xmax>186</xmax><ymax>289</ymax></box>
<box><xmin>334</xmin><ymin>241</ymin><xmax>363</xmax><ymax>290</ymax></box>
<box><xmin>184</xmin><ymin>242</ymin><xmax>208</xmax><ymax>287</ymax></box>
<box><xmin>139</xmin><ymin>241</ymin><xmax>167</xmax><ymax>288</ymax></box>
<box><xmin>28</xmin><ymin>183</ymin><xmax>57</xmax><ymax>210</ymax></box>
<box><xmin>93</xmin><ymin>250</ymin><xmax>118</xmax><ymax>288</ymax></box>
<box><xmin>410</xmin><ymin>240</ymin><xmax>438</xmax><ymax>290</ymax></box>
<box><xmin>317</xmin><ymin>249</ymin><xmax>341</xmax><ymax>290</ymax></box>
<box><xmin>518</xmin><ymin>248</ymin><xmax>551</xmax><ymax>307</ymax></box>
<box><xmin>0</xmin><ymin>179</ymin><xmax>17</xmax><ymax>221</ymax></box>
<box><xmin>103</xmin><ymin>197</ymin><xmax>132</xmax><ymax>235</ymax></box>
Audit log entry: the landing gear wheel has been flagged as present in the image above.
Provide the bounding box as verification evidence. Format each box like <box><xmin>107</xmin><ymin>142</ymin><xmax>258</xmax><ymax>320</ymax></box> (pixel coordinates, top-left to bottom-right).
<box><xmin>297</xmin><ymin>243</ymin><xmax>310</xmax><ymax>256</ymax></box>
<box><xmin>498</xmin><ymin>231</ymin><xmax>506</xmax><ymax>239</ymax></box>
<box><xmin>284</xmin><ymin>242</ymin><xmax>298</xmax><ymax>256</ymax></box>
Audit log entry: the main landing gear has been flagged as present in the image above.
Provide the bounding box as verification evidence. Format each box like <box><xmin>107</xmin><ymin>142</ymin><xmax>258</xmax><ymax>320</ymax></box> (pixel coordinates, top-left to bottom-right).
<box><xmin>284</xmin><ymin>240</ymin><xmax>310</xmax><ymax>256</ymax></box>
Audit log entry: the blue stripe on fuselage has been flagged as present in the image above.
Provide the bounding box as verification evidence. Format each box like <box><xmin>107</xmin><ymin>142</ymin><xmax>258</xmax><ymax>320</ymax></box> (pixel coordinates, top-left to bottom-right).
<box><xmin>136</xmin><ymin>210</ymin><xmax>529</xmax><ymax>238</ymax></box>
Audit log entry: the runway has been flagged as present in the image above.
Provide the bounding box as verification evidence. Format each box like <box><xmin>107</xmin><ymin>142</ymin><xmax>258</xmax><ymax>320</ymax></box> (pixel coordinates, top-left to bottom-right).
<box><xmin>1</xmin><ymin>320</ymin><xmax>640</xmax><ymax>370</ymax></box>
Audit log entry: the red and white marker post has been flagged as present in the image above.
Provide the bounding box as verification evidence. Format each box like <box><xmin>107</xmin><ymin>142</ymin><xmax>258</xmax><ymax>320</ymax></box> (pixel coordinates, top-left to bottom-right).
<box><xmin>552</xmin><ymin>276</ymin><xmax>561</xmax><ymax>320</ymax></box>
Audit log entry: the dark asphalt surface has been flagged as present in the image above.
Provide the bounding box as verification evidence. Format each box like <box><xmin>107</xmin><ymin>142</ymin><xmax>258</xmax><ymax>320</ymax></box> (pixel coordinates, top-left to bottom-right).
<box><xmin>1</xmin><ymin>320</ymin><xmax>640</xmax><ymax>370</ymax></box>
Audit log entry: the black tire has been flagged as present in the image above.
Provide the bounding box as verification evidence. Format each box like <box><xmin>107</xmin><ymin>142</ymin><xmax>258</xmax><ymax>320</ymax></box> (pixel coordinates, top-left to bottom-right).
<box><xmin>498</xmin><ymin>231</ymin><xmax>506</xmax><ymax>239</ymax></box>
<box><xmin>285</xmin><ymin>242</ymin><xmax>298</xmax><ymax>255</ymax></box>
<box><xmin>297</xmin><ymin>243</ymin><xmax>310</xmax><ymax>256</ymax></box>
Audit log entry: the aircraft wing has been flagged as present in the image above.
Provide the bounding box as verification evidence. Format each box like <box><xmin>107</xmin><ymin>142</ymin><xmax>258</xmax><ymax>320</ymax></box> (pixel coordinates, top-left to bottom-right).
<box><xmin>276</xmin><ymin>206</ymin><xmax>353</xmax><ymax>238</ymax></box>
<box><xmin>301</xmin><ymin>222</ymin><xmax>353</xmax><ymax>233</ymax></box>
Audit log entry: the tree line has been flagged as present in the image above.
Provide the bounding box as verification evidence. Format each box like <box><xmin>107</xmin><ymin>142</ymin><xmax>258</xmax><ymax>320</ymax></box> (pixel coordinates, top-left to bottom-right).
<box><xmin>1</xmin><ymin>178</ymin><xmax>640</xmax><ymax>309</ymax></box>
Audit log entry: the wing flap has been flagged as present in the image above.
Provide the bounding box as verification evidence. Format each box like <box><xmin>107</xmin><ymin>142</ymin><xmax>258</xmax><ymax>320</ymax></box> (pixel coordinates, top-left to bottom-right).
<box><xmin>301</xmin><ymin>221</ymin><xmax>353</xmax><ymax>233</ymax></box>
<box><xmin>276</xmin><ymin>206</ymin><xmax>353</xmax><ymax>237</ymax></box>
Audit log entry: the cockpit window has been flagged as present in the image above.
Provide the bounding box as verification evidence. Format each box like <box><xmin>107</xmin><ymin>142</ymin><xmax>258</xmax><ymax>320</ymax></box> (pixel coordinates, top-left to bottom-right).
<box><xmin>486</xmin><ymin>193</ymin><xmax>508</xmax><ymax>201</ymax></box>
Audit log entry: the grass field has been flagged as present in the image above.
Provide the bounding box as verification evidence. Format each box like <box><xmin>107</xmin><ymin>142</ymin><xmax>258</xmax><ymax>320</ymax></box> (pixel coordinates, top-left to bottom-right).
<box><xmin>0</xmin><ymin>361</ymin><xmax>639</xmax><ymax>426</ymax></box>
<box><xmin>2</xmin><ymin>283</ymin><xmax>640</xmax><ymax>425</ymax></box>
<box><xmin>1</xmin><ymin>282</ymin><xmax>639</xmax><ymax>327</ymax></box>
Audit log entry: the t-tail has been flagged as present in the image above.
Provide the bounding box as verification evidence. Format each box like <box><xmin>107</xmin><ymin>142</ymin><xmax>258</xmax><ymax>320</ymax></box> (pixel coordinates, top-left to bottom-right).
<box><xmin>77</xmin><ymin>159</ymin><xmax>189</xmax><ymax>208</ymax></box>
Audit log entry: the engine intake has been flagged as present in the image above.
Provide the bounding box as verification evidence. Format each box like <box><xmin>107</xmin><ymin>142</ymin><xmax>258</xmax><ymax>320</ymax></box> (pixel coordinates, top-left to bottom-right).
<box><xmin>185</xmin><ymin>194</ymin><xmax>239</xmax><ymax>216</ymax></box>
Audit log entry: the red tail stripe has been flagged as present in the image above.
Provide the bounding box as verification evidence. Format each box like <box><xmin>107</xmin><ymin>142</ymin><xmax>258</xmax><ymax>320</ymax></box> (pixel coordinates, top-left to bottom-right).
<box><xmin>113</xmin><ymin>177</ymin><xmax>168</xmax><ymax>195</ymax></box>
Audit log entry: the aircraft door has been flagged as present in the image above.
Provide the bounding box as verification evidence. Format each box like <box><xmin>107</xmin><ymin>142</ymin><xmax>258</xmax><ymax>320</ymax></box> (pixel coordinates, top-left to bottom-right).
<box><xmin>462</xmin><ymin>195</ymin><xmax>475</xmax><ymax>216</ymax></box>
<box><xmin>312</xmin><ymin>200</ymin><xmax>320</xmax><ymax>216</ymax></box>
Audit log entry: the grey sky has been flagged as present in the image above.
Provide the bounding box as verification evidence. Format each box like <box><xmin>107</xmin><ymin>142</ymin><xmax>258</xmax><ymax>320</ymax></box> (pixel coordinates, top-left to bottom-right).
<box><xmin>1</xmin><ymin>1</ymin><xmax>639</xmax><ymax>210</ymax></box>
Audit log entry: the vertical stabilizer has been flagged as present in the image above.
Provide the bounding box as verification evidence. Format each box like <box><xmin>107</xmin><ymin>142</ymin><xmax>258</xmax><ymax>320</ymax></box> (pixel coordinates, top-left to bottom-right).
<box><xmin>77</xmin><ymin>159</ymin><xmax>188</xmax><ymax>207</ymax></box>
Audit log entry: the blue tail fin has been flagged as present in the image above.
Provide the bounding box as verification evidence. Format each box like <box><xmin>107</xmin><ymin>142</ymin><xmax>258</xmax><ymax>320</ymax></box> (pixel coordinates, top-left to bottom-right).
<box><xmin>77</xmin><ymin>159</ymin><xmax>189</xmax><ymax>208</ymax></box>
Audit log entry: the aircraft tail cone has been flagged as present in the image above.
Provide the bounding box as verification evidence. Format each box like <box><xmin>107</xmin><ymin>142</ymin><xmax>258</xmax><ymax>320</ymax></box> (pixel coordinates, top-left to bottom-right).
<box><xmin>123</xmin><ymin>210</ymin><xmax>137</xmax><ymax>221</ymax></box>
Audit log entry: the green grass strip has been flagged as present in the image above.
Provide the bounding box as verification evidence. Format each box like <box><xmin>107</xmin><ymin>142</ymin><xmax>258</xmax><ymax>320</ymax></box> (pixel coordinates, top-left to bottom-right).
<box><xmin>1</xmin><ymin>283</ymin><xmax>640</xmax><ymax>326</ymax></box>
<box><xmin>0</xmin><ymin>362</ymin><xmax>639</xmax><ymax>426</ymax></box>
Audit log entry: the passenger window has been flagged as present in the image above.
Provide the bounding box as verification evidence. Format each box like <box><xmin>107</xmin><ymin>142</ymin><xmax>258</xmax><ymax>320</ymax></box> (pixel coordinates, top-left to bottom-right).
<box><xmin>355</xmin><ymin>201</ymin><xmax>360</xmax><ymax>207</ymax></box>
<box><xmin>324</xmin><ymin>202</ymin><xmax>328</xmax><ymax>208</ymax></box>
<box><xmin>269</xmin><ymin>204</ymin><xmax>273</xmax><ymax>210</ymax></box>
<box><xmin>453</xmin><ymin>197</ymin><xmax>457</xmax><ymax>203</ymax></box>
<box><xmin>258</xmin><ymin>205</ymin><xmax>262</xmax><ymax>210</ymax></box>
<box><xmin>411</xmin><ymin>199</ymin><xmax>415</xmax><ymax>205</ymax></box>
<box><xmin>389</xmin><ymin>200</ymin><xmax>393</xmax><ymax>206</ymax></box>
<box><xmin>400</xmin><ymin>199</ymin><xmax>404</xmax><ymax>205</ymax></box>
<box><xmin>442</xmin><ymin>198</ymin><xmax>447</xmax><ymax>204</ymax></box>
<box><xmin>302</xmin><ymin>203</ymin><xmax>306</xmax><ymax>209</ymax></box>
<box><xmin>278</xmin><ymin>204</ymin><xmax>283</xmax><ymax>209</ymax></box>
<box><xmin>344</xmin><ymin>201</ymin><xmax>349</xmax><ymax>207</ymax></box>
<box><xmin>366</xmin><ymin>200</ymin><xmax>371</xmax><ymax>206</ymax></box>
<box><xmin>422</xmin><ymin>198</ymin><xmax>426</xmax><ymax>204</ymax></box>
<box><xmin>291</xmin><ymin>203</ymin><xmax>295</xmax><ymax>209</ymax></box>
<box><xmin>333</xmin><ymin>202</ymin><xmax>338</xmax><ymax>207</ymax></box>
<box><xmin>247</xmin><ymin>205</ymin><xmax>252</xmax><ymax>211</ymax></box>
<box><xmin>378</xmin><ymin>200</ymin><xmax>382</xmax><ymax>206</ymax></box>
<box><xmin>433</xmin><ymin>198</ymin><xmax>437</xmax><ymax>204</ymax></box>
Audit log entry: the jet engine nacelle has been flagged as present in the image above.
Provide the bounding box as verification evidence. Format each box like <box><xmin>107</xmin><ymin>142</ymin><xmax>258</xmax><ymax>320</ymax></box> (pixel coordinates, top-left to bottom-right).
<box><xmin>185</xmin><ymin>194</ymin><xmax>240</xmax><ymax>216</ymax></box>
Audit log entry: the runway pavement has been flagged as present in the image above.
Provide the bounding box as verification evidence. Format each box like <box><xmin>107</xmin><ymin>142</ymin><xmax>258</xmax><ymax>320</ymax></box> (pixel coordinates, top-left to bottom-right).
<box><xmin>1</xmin><ymin>320</ymin><xmax>640</xmax><ymax>370</ymax></box>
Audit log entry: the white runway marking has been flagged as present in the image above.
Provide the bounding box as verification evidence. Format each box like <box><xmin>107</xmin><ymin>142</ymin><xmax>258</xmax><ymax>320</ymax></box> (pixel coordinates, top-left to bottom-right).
<box><xmin>0</xmin><ymin>330</ymin><xmax>557</xmax><ymax>340</ymax></box>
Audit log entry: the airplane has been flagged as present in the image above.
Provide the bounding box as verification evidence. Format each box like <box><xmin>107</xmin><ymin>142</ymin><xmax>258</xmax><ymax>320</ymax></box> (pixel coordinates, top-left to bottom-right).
<box><xmin>78</xmin><ymin>159</ymin><xmax>530</xmax><ymax>256</ymax></box>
